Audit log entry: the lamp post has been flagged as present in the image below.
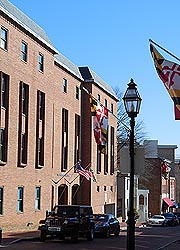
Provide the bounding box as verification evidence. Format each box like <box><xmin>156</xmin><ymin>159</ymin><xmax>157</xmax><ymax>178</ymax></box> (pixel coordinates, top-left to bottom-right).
<box><xmin>123</xmin><ymin>78</ymin><xmax>142</xmax><ymax>250</ymax></box>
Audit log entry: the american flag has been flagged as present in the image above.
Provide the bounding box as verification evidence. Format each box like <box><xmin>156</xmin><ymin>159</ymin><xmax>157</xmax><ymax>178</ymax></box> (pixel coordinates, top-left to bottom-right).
<box><xmin>75</xmin><ymin>162</ymin><xmax>91</xmax><ymax>181</ymax></box>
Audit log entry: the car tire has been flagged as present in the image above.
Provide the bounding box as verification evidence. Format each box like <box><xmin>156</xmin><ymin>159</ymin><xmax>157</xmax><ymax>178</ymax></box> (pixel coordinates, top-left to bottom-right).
<box><xmin>87</xmin><ymin>227</ymin><xmax>94</xmax><ymax>241</ymax></box>
<box><xmin>40</xmin><ymin>230</ymin><xmax>46</xmax><ymax>242</ymax></box>
<box><xmin>105</xmin><ymin>228</ymin><xmax>110</xmax><ymax>238</ymax></box>
<box><xmin>71</xmin><ymin>232</ymin><xmax>78</xmax><ymax>243</ymax></box>
<box><xmin>115</xmin><ymin>226</ymin><xmax>120</xmax><ymax>236</ymax></box>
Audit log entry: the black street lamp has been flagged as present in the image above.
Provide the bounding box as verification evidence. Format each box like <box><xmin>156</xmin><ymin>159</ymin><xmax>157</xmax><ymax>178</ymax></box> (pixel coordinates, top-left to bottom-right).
<box><xmin>123</xmin><ymin>78</ymin><xmax>142</xmax><ymax>250</ymax></box>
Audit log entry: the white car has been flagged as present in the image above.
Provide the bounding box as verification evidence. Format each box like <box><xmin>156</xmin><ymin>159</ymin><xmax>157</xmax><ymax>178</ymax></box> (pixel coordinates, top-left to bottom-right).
<box><xmin>147</xmin><ymin>215</ymin><xmax>168</xmax><ymax>226</ymax></box>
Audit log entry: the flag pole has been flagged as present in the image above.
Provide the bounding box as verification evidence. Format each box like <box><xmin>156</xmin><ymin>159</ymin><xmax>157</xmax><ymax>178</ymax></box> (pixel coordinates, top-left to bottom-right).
<box><xmin>149</xmin><ymin>39</ymin><xmax>180</xmax><ymax>62</ymax></box>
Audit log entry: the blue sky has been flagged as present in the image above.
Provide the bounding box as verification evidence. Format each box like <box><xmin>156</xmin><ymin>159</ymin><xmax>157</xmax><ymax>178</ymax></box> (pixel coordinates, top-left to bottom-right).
<box><xmin>9</xmin><ymin>0</ymin><xmax>180</xmax><ymax>158</ymax></box>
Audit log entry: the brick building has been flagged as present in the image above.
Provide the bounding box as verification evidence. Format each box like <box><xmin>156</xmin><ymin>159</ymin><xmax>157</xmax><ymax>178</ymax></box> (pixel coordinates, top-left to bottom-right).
<box><xmin>0</xmin><ymin>0</ymin><xmax>118</xmax><ymax>231</ymax></box>
<box><xmin>139</xmin><ymin>140</ymin><xmax>177</xmax><ymax>217</ymax></box>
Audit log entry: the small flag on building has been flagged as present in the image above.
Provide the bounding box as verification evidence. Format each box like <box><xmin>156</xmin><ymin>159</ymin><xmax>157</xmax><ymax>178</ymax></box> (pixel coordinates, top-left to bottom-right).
<box><xmin>90</xmin><ymin>95</ymin><xmax>108</xmax><ymax>153</ymax></box>
<box><xmin>75</xmin><ymin>162</ymin><xmax>91</xmax><ymax>181</ymax></box>
<box><xmin>89</xmin><ymin>168</ymin><xmax>97</xmax><ymax>182</ymax></box>
<box><xmin>161</xmin><ymin>161</ymin><xmax>171</xmax><ymax>180</ymax></box>
<box><xmin>150</xmin><ymin>43</ymin><xmax>180</xmax><ymax>120</ymax></box>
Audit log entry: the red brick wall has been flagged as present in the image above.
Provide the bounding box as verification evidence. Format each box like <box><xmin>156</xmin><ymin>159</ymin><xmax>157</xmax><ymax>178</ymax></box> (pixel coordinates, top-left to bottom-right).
<box><xmin>0</xmin><ymin>11</ymin><xmax>118</xmax><ymax>231</ymax></box>
<box><xmin>139</xmin><ymin>158</ymin><xmax>162</xmax><ymax>215</ymax></box>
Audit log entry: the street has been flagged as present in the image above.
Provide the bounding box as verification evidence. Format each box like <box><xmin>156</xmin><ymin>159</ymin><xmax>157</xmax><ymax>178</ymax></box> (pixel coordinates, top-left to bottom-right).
<box><xmin>1</xmin><ymin>225</ymin><xmax>180</xmax><ymax>250</ymax></box>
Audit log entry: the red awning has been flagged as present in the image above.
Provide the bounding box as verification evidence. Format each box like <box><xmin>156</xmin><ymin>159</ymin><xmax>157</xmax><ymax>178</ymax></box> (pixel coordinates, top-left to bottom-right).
<box><xmin>163</xmin><ymin>197</ymin><xmax>175</xmax><ymax>207</ymax></box>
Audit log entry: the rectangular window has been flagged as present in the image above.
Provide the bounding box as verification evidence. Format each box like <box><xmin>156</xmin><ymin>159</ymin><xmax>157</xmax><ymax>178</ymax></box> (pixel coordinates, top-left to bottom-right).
<box><xmin>104</xmin><ymin>99</ymin><xmax>107</xmax><ymax>108</ymax></box>
<box><xmin>22</xmin><ymin>83</ymin><xmax>29</xmax><ymax>116</ymax></box>
<box><xmin>76</xmin><ymin>86</ymin><xmax>79</xmax><ymax>100</ymax></box>
<box><xmin>0</xmin><ymin>129</ymin><xmax>5</xmax><ymax>162</ymax></box>
<box><xmin>21</xmin><ymin>133</ymin><xmax>27</xmax><ymax>164</ymax></box>
<box><xmin>36</xmin><ymin>91</ymin><xmax>45</xmax><ymax>168</ymax></box>
<box><xmin>21</xmin><ymin>41</ymin><xmax>27</xmax><ymax>62</ymax></box>
<box><xmin>38</xmin><ymin>53</ymin><xmax>44</xmax><ymax>72</ymax></box>
<box><xmin>39</xmin><ymin>93</ymin><xmax>45</xmax><ymax>121</ymax></box>
<box><xmin>51</xmin><ymin>186</ymin><xmax>54</xmax><ymax>210</ymax></box>
<box><xmin>111</xmin><ymin>103</ymin><xmax>114</xmax><ymax>114</ymax></box>
<box><xmin>35</xmin><ymin>187</ymin><xmax>41</xmax><ymax>210</ymax></box>
<box><xmin>61</xmin><ymin>108</ymin><xmax>68</xmax><ymax>171</ymax></box>
<box><xmin>97</xmin><ymin>94</ymin><xmax>100</xmax><ymax>101</ymax></box>
<box><xmin>38</xmin><ymin>137</ymin><xmax>44</xmax><ymax>166</ymax></box>
<box><xmin>110</xmin><ymin>126</ymin><xmax>115</xmax><ymax>174</ymax></box>
<box><xmin>1</xmin><ymin>73</ymin><xmax>7</xmax><ymax>109</ymax></box>
<box><xmin>18</xmin><ymin>82</ymin><xmax>29</xmax><ymax>166</ymax></box>
<box><xmin>17</xmin><ymin>187</ymin><xmax>24</xmax><ymax>212</ymax></box>
<box><xmin>63</xmin><ymin>78</ymin><xmax>67</xmax><ymax>93</ymax></box>
<box><xmin>1</xmin><ymin>27</ymin><xmax>8</xmax><ymax>50</ymax></box>
<box><xmin>97</xmin><ymin>145</ymin><xmax>101</xmax><ymax>173</ymax></box>
<box><xmin>104</xmin><ymin>128</ymin><xmax>108</xmax><ymax>174</ymax></box>
<box><xmin>74</xmin><ymin>114</ymin><xmax>80</xmax><ymax>165</ymax></box>
<box><xmin>0</xmin><ymin>187</ymin><xmax>3</xmax><ymax>215</ymax></box>
<box><xmin>0</xmin><ymin>72</ymin><xmax>9</xmax><ymax>164</ymax></box>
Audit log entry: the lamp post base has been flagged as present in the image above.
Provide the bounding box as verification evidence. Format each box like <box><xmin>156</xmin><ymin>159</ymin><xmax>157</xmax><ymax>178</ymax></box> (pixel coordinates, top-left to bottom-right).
<box><xmin>127</xmin><ymin>217</ymin><xmax>136</xmax><ymax>250</ymax></box>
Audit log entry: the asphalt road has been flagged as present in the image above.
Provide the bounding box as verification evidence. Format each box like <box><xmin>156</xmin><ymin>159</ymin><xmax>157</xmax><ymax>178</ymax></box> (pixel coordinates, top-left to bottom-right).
<box><xmin>1</xmin><ymin>225</ymin><xmax>180</xmax><ymax>250</ymax></box>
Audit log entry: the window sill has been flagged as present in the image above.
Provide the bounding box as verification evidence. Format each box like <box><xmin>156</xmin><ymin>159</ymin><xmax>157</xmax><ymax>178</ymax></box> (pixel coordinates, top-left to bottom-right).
<box><xmin>36</xmin><ymin>165</ymin><xmax>44</xmax><ymax>169</ymax></box>
<box><xmin>17</xmin><ymin>162</ymin><xmax>27</xmax><ymax>168</ymax></box>
<box><xmin>0</xmin><ymin>160</ymin><xmax>6</xmax><ymax>166</ymax></box>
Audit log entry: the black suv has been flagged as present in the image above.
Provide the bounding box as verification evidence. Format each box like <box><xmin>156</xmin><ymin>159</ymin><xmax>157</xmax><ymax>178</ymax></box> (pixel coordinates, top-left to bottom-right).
<box><xmin>38</xmin><ymin>205</ymin><xmax>95</xmax><ymax>243</ymax></box>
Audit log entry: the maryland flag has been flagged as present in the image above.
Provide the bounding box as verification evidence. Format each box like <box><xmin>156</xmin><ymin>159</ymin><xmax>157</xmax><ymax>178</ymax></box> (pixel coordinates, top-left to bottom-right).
<box><xmin>90</xmin><ymin>95</ymin><xmax>108</xmax><ymax>153</ymax></box>
<box><xmin>161</xmin><ymin>161</ymin><xmax>171</xmax><ymax>180</ymax></box>
<box><xmin>150</xmin><ymin>43</ymin><xmax>180</xmax><ymax>120</ymax></box>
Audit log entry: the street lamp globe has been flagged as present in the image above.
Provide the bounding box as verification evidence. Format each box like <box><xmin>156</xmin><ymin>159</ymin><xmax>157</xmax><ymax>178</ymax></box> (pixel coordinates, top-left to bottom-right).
<box><xmin>123</xmin><ymin>78</ymin><xmax>142</xmax><ymax>118</ymax></box>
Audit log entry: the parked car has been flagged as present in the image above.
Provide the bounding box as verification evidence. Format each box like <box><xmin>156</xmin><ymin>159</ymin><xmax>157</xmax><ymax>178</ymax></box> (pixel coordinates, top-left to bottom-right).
<box><xmin>38</xmin><ymin>205</ymin><xmax>95</xmax><ymax>243</ymax></box>
<box><xmin>147</xmin><ymin>215</ymin><xmax>168</xmax><ymax>226</ymax></box>
<box><xmin>163</xmin><ymin>213</ymin><xmax>179</xmax><ymax>226</ymax></box>
<box><xmin>93</xmin><ymin>214</ymin><xmax>120</xmax><ymax>238</ymax></box>
<box><xmin>172</xmin><ymin>212</ymin><xmax>180</xmax><ymax>224</ymax></box>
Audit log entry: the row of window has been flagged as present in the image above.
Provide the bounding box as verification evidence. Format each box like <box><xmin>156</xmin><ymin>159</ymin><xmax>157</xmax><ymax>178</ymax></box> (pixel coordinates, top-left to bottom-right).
<box><xmin>0</xmin><ymin>71</ymin><xmax>115</xmax><ymax>174</ymax></box>
<box><xmin>1</xmin><ymin>26</ymin><xmax>44</xmax><ymax>72</ymax></box>
<box><xmin>0</xmin><ymin>186</ymin><xmax>41</xmax><ymax>215</ymax></box>
<box><xmin>1</xmin><ymin>26</ymin><xmax>80</xmax><ymax>99</ymax></box>
<box><xmin>1</xmin><ymin>26</ymin><xmax>115</xmax><ymax>111</ymax></box>
<box><xmin>0</xmin><ymin>72</ymin><xmax>80</xmax><ymax>169</ymax></box>
<box><xmin>96</xmin><ymin>185</ymin><xmax>114</xmax><ymax>192</ymax></box>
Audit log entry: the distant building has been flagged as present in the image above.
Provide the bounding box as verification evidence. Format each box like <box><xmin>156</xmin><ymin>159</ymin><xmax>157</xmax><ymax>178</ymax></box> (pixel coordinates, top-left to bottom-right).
<box><xmin>118</xmin><ymin>140</ymin><xmax>178</xmax><ymax>222</ymax></box>
<box><xmin>139</xmin><ymin>140</ymin><xmax>177</xmax><ymax>217</ymax></box>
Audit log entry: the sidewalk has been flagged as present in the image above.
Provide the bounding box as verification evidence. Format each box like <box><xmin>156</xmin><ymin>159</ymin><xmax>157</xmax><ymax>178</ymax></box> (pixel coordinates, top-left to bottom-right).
<box><xmin>1</xmin><ymin>230</ymin><xmax>40</xmax><ymax>245</ymax></box>
<box><xmin>120</xmin><ymin>221</ymin><xmax>145</xmax><ymax>231</ymax></box>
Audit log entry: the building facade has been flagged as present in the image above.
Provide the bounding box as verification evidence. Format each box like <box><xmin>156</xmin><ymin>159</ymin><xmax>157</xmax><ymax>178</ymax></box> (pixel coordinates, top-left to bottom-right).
<box><xmin>0</xmin><ymin>0</ymin><xmax>118</xmax><ymax>231</ymax></box>
<box><xmin>139</xmin><ymin>140</ymin><xmax>177</xmax><ymax>217</ymax></box>
<box><xmin>118</xmin><ymin>140</ymin><xmax>178</xmax><ymax>222</ymax></box>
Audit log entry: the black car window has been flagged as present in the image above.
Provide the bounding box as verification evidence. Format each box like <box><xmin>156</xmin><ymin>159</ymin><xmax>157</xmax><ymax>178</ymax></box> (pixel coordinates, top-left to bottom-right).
<box><xmin>54</xmin><ymin>206</ymin><xmax>79</xmax><ymax>217</ymax></box>
<box><xmin>94</xmin><ymin>215</ymin><xmax>108</xmax><ymax>222</ymax></box>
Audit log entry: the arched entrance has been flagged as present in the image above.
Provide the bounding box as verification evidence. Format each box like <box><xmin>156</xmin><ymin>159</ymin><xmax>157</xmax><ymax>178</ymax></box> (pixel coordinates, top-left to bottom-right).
<box><xmin>72</xmin><ymin>184</ymin><xmax>79</xmax><ymax>205</ymax></box>
<box><xmin>138</xmin><ymin>189</ymin><xmax>149</xmax><ymax>222</ymax></box>
<box><xmin>58</xmin><ymin>184</ymin><xmax>68</xmax><ymax>205</ymax></box>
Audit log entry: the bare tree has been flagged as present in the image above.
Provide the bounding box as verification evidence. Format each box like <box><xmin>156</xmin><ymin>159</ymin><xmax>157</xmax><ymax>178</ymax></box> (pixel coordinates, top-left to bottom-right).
<box><xmin>115</xmin><ymin>87</ymin><xmax>147</xmax><ymax>142</ymax></box>
<box><xmin>114</xmin><ymin>87</ymin><xmax>148</xmax><ymax>165</ymax></box>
